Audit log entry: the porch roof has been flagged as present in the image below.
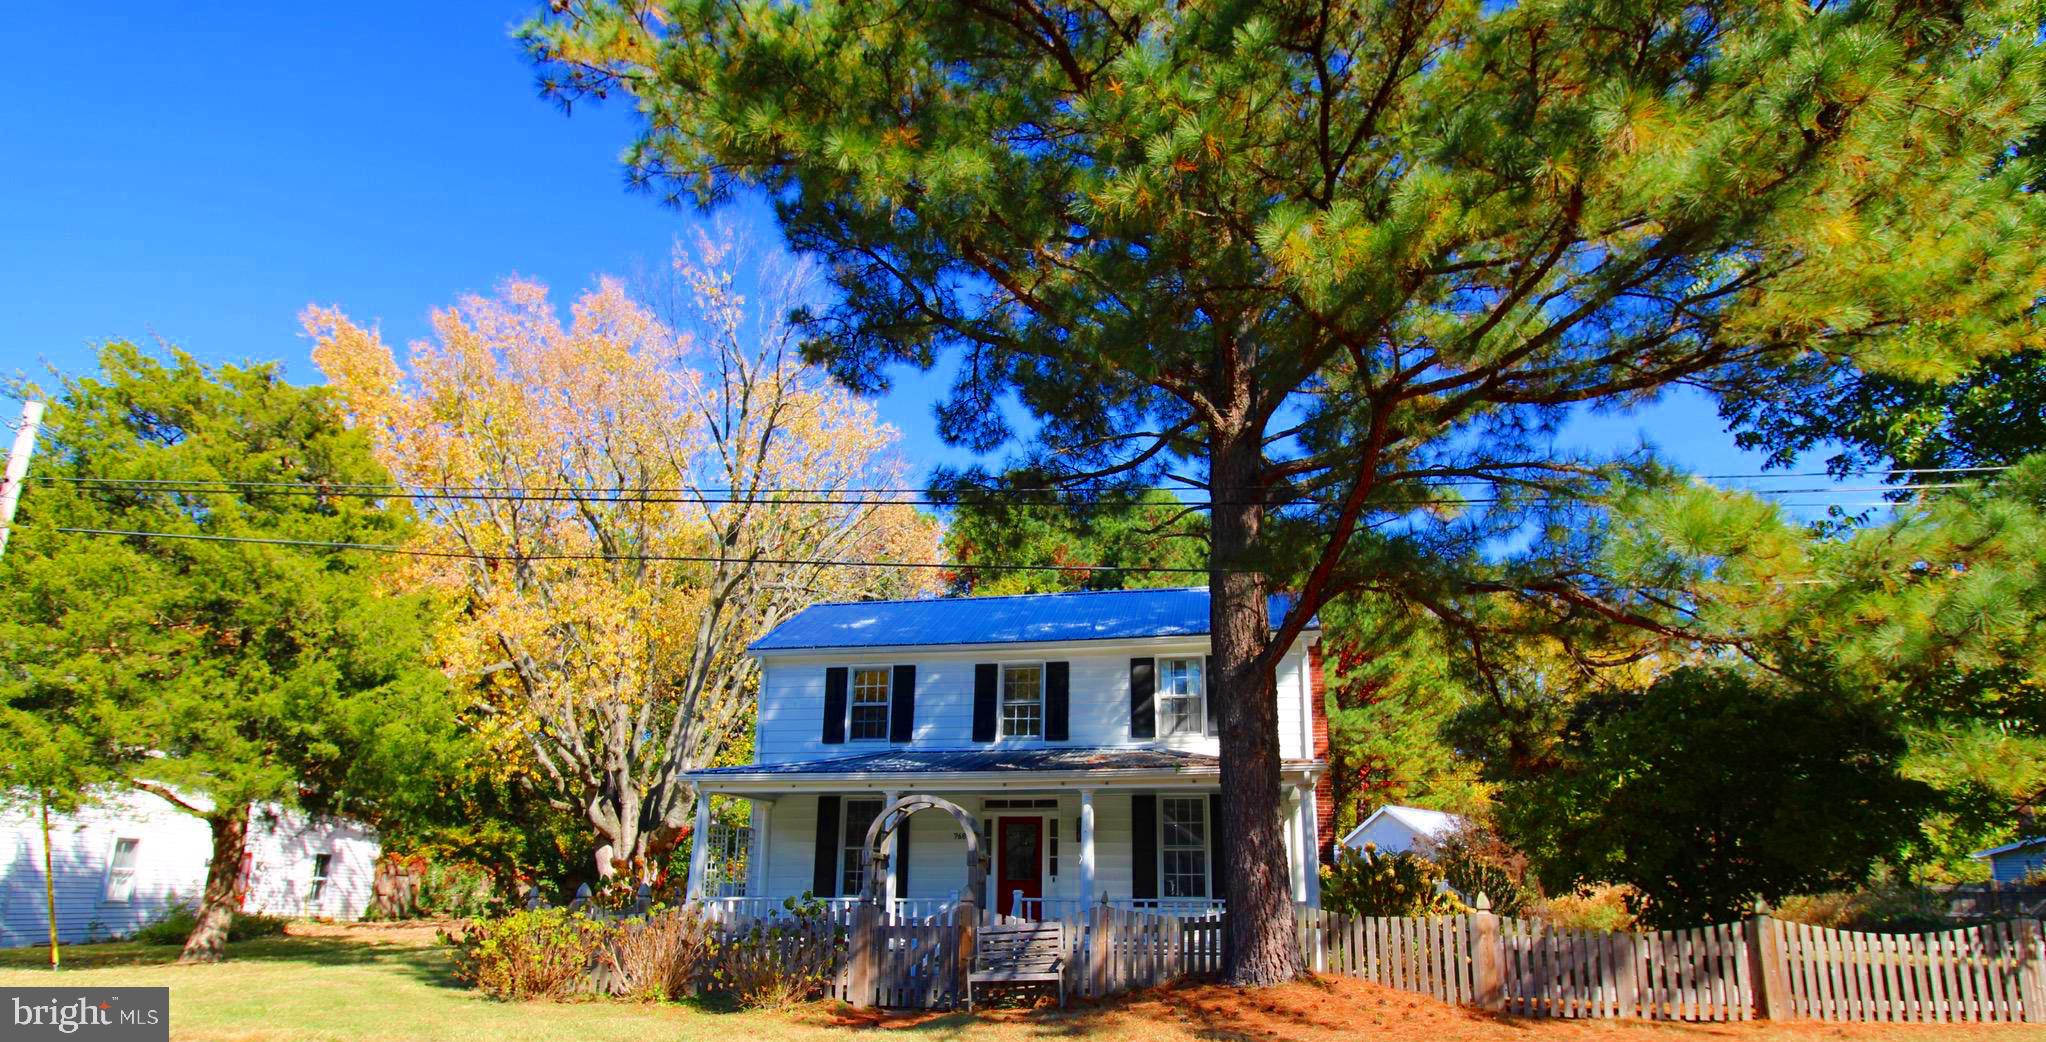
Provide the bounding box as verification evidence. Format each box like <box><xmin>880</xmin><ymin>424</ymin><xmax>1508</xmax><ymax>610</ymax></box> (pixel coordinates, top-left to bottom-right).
<box><xmin>688</xmin><ymin>746</ymin><xmax>1324</xmax><ymax>791</ymax></box>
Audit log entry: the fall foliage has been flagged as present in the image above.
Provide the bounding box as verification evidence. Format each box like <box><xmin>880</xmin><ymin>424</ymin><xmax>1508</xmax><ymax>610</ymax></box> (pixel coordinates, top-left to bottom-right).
<box><xmin>309</xmin><ymin>237</ymin><xmax>938</xmax><ymax>876</ymax></box>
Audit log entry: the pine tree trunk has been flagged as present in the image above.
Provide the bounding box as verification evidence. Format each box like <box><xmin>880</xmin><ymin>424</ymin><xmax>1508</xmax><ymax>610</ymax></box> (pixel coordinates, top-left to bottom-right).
<box><xmin>179</xmin><ymin>806</ymin><xmax>249</xmax><ymax>964</ymax></box>
<box><xmin>1211</xmin><ymin>414</ymin><xmax>1306</xmax><ymax>987</ymax></box>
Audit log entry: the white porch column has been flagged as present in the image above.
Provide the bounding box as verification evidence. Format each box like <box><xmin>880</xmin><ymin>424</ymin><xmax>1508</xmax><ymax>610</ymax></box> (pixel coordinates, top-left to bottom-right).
<box><xmin>1298</xmin><ymin>782</ymin><xmax>1322</xmax><ymax>907</ymax></box>
<box><xmin>883</xmin><ymin>790</ymin><xmax>902</xmax><ymax>909</ymax></box>
<box><xmin>686</xmin><ymin>789</ymin><xmax>714</xmax><ymax>902</ymax></box>
<box><xmin>1284</xmin><ymin>785</ymin><xmax>1308</xmax><ymax>904</ymax></box>
<box><xmin>1077</xmin><ymin>788</ymin><xmax>1097</xmax><ymax>904</ymax></box>
<box><xmin>747</xmin><ymin>798</ymin><xmax>772</xmax><ymax>898</ymax></box>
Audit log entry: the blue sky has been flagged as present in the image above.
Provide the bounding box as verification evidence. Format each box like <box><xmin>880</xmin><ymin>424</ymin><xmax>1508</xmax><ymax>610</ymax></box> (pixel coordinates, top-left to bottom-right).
<box><xmin>1</xmin><ymin>1</ymin><xmax>1839</xmax><ymax>497</ymax></box>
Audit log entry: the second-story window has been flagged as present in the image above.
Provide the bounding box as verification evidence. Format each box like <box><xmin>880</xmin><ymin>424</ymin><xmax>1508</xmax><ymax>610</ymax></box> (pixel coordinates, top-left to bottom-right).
<box><xmin>1001</xmin><ymin>664</ymin><xmax>1042</xmax><ymax>738</ymax></box>
<box><xmin>849</xmin><ymin>667</ymin><xmax>891</xmax><ymax>740</ymax></box>
<box><xmin>1158</xmin><ymin>657</ymin><xmax>1205</xmax><ymax>737</ymax></box>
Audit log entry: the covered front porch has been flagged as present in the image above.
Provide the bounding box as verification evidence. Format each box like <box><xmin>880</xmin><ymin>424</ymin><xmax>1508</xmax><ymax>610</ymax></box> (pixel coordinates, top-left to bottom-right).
<box><xmin>681</xmin><ymin>748</ymin><xmax>1325</xmax><ymax>919</ymax></box>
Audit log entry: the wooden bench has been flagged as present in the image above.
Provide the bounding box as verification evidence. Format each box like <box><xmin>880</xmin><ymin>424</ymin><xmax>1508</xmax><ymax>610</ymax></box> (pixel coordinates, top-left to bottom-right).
<box><xmin>968</xmin><ymin>920</ymin><xmax>1065</xmax><ymax>1009</ymax></box>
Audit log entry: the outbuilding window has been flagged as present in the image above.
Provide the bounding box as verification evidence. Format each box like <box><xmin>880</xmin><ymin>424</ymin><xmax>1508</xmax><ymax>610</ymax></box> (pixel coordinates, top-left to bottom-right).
<box><xmin>105</xmin><ymin>838</ymin><xmax>140</xmax><ymax>903</ymax></box>
<box><xmin>309</xmin><ymin>853</ymin><xmax>332</xmax><ymax>903</ymax></box>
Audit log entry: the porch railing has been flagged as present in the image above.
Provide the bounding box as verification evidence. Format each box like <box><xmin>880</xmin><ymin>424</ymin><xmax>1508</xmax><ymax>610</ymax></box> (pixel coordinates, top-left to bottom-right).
<box><xmin>700</xmin><ymin>893</ymin><xmax>1225</xmax><ymax>924</ymax></box>
<box><xmin>1013</xmin><ymin>894</ymin><xmax>1225</xmax><ymax>920</ymax></box>
<box><xmin>700</xmin><ymin>895</ymin><xmax>959</xmax><ymax>924</ymax></box>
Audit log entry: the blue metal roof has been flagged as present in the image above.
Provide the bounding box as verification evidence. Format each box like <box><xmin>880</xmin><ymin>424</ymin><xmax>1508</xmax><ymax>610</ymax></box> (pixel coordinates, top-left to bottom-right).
<box><xmin>748</xmin><ymin>587</ymin><xmax>1317</xmax><ymax>652</ymax></box>
<box><xmin>1971</xmin><ymin>836</ymin><xmax>2046</xmax><ymax>859</ymax></box>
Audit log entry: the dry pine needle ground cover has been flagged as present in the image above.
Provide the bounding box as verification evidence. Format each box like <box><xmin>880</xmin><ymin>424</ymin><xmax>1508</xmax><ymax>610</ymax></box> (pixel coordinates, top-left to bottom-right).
<box><xmin>0</xmin><ymin>923</ymin><xmax>2036</xmax><ymax>1042</ymax></box>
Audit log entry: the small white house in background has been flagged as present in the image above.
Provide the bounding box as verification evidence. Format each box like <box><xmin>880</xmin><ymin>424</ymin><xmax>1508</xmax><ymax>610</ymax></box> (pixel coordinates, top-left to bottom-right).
<box><xmin>0</xmin><ymin>789</ymin><xmax>379</xmax><ymax>947</ymax></box>
<box><xmin>239</xmin><ymin>805</ymin><xmax>379</xmax><ymax>922</ymax></box>
<box><xmin>1338</xmin><ymin>804</ymin><xmax>1467</xmax><ymax>857</ymax></box>
<box><xmin>1971</xmin><ymin>836</ymin><xmax>2046</xmax><ymax>885</ymax></box>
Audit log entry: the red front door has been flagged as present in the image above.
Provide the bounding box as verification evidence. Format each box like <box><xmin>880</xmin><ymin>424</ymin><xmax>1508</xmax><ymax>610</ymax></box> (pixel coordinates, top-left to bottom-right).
<box><xmin>996</xmin><ymin>816</ymin><xmax>1043</xmax><ymax>915</ymax></box>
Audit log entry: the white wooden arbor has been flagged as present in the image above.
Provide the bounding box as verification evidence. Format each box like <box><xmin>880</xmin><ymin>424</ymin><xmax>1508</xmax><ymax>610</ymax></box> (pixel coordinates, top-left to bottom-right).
<box><xmin>849</xmin><ymin>794</ymin><xmax>986</xmax><ymax>1008</ymax></box>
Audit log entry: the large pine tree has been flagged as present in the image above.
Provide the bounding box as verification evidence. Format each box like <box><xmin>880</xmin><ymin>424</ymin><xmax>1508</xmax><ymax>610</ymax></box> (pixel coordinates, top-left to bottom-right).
<box><xmin>525</xmin><ymin>0</ymin><xmax>2046</xmax><ymax>982</ymax></box>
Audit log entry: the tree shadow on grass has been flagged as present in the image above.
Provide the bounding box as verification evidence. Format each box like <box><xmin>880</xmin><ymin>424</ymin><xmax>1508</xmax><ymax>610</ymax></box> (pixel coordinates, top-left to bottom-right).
<box><xmin>226</xmin><ymin>934</ymin><xmax>466</xmax><ymax>988</ymax></box>
<box><xmin>1</xmin><ymin>932</ymin><xmax>465</xmax><ymax>989</ymax></box>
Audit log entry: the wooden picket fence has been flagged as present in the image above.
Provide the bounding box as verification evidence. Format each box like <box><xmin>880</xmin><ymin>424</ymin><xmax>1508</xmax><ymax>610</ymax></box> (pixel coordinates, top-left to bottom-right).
<box><xmin>1769</xmin><ymin>918</ymin><xmax>2044</xmax><ymax>1023</ymax></box>
<box><xmin>1499</xmin><ymin>917</ymin><xmax>1754</xmax><ymax>1020</ymax></box>
<box><xmin>1085</xmin><ymin>906</ymin><xmax>1226</xmax><ymax>995</ymax></box>
<box><xmin>696</xmin><ymin>901</ymin><xmax>2043</xmax><ymax>1021</ymax></box>
<box><xmin>1305</xmin><ymin>908</ymin><xmax>1478</xmax><ymax>1004</ymax></box>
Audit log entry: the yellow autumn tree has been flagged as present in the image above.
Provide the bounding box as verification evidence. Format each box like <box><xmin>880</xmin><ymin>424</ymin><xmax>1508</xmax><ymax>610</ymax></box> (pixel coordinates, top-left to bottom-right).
<box><xmin>307</xmin><ymin>237</ymin><xmax>938</xmax><ymax>877</ymax></box>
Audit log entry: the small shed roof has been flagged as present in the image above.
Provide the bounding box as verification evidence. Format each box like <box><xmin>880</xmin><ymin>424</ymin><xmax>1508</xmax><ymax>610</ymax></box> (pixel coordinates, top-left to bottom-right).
<box><xmin>1970</xmin><ymin>835</ymin><xmax>2046</xmax><ymax>859</ymax></box>
<box><xmin>1337</xmin><ymin>804</ymin><xmax>1468</xmax><ymax>851</ymax></box>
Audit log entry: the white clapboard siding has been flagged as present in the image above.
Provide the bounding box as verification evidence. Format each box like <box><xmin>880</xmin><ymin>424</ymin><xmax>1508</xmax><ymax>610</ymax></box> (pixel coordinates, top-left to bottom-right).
<box><xmin>0</xmin><ymin>791</ymin><xmax>381</xmax><ymax>946</ymax></box>
<box><xmin>0</xmin><ymin>790</ymin><xmax>212</xmax><ymax>946</ymax></box>
<box><xmin>239</xmin><ymin>806</ymin><xmax>381</xmax><ymax>921</ymax></box>
<box><xmin>754</xmin><ymin>641</ymin><xmax>1315</xmax><ymax>763</ymax></box>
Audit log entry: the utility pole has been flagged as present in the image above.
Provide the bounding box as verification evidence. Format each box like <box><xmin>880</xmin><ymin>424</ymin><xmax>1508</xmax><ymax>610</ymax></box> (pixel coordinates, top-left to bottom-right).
<box><xmin>0</xmin><ymin>401</ymin><xmax>52</xmax><ymax>967</ymax></box>
<box><xmin>41</xmin><ymin>797</ymin><xmax>59</xmax><ymax>970</ymax></box>
<box><xmin>0</xmin><ymin>399</ymin><xmax>46</xmax><ymax>560</ymax></box>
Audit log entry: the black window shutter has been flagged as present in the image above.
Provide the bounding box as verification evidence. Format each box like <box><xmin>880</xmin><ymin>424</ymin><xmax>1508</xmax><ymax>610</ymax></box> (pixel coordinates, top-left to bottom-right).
<box><xmin>1208</xmin><ymin>792</ymin><xmax>1226</xmax><ymax>900</ymax></box>
<box><xmin>813</xmin><ymin>794</ymin><xmax>842</xmax><ymax>897</ymax></box>
<box><xmin>1044</xmin><ymin>661</ymin><xmax>1070</xmax><ymax>741</ymax></box>
<box><xmin>889</xmin><ymin>664</ymin><xmax>916</xmax><ymax>743</ymax></box>
<box><xmin>822</xmin><ymin>667</ymin><xmax>848</xmax><ymax>744</ymax></box>
<box><xmin>972</xmin><ymin>663</ymin><xmax>998</xmax><ymax>742</ymax></box>
<box><xmin>1129</xmin><ymin>658</ymin><xmax>1156</xmax><ymax>739</ymax></box>
<box><xmin>895</xmin><ymin>814</ymin><xmax>911</xmax><ymax>896</ymax></box>
<box><xmin>1204</xmin><ymin>654</ymin><xmax>1216</xmax><ymax>735</ymax></box>
<box><xmin>1132</xmin><ymin>794</ymin><xmax>1158</xmax><ymax>899</ymax></box>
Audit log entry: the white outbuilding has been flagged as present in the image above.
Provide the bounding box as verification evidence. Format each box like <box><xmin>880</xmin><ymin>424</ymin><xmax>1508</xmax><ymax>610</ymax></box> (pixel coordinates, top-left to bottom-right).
<box><xmin>1337</xmin><ymin>804</ymin><xmax>1467</xmax><ymax>857</ymax></box>
<box><xmin>0</xmin><ymin>789</ymin><xmax>378</xmax><ymax>947</ymax></box>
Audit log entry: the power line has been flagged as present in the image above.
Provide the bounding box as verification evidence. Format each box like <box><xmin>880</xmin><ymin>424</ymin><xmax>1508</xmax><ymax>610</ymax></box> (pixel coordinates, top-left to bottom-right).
<box><xmin>32</xmin><ymin>463</ymin><xmax>2016</xmax><ymax>497</ymax></box>
<box><xmin>51</xmin><ymin>526</ymin><xmax>1227</xmax><ymax>574</ymax></box>
<box><xmin>36</xmin><ymin>477</ymin><xmax>1986</xmax><ymax>510</ymax></box>
<box><xmin>44</xmin><ymin>526</ymin><xmax>1878</xmax><ymax>591</ymax></box>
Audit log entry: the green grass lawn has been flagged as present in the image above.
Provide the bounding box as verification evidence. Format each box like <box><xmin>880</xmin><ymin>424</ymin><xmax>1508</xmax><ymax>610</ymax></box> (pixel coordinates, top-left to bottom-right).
<box><xmin>0</xmin><ymin>926</ymin><xmax>897</xmax><ymax>1042</ymax></box>
<box><xmin>3</xmin><ymin>925</ymin><xmax>2038</xmax><ymax>1042</ymax></box>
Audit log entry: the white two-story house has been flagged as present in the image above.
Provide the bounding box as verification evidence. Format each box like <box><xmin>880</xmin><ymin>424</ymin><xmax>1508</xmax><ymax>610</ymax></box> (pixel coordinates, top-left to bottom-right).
<box><xmin>682</xmin><ymin>586</ymin><xmax>1328</xmax><ymax>919</ymax></box>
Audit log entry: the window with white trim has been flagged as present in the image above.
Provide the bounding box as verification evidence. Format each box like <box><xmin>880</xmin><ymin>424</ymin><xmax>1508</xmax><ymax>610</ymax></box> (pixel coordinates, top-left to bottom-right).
<box><xmin>841</xmin><ymin>798</ymin><xmax>883</xmax><ymax>897</ymax></box>
<box><xmin>309</xmin><ymin>853</ymin><xmax>333</xmax><ymax>902</ymax></box>
<box><xmin>1158</xmin><ymin>657</ymin><xmax>1205</xmax><ymax>737</ymax></box>
<box><xmin>1160</xmin><ymin>797</ymin><xmax>1208</xmax><ymax>898</ymax></box>
<box><xmin>849</xmin><ymin>667</ymin><xmax>891</xmax><ymax>741</ymax></box>
<box><xmin>1000</xmin><ymin>664</ymin><xmax>1043</xmax><ymax>738</ymax></box>
<box><xmin>105</xmin><ymin>838</ymin><xmax>140</xmax><ymax>903</ymax></box>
